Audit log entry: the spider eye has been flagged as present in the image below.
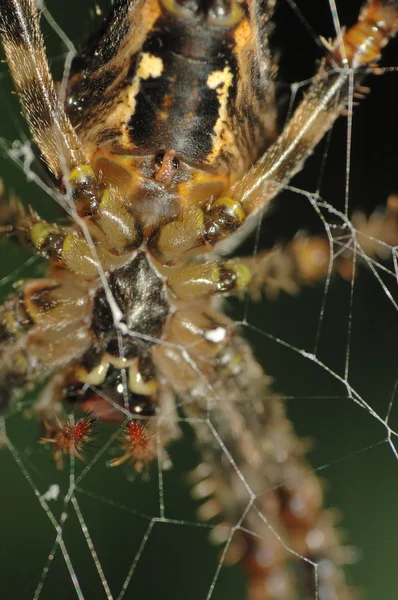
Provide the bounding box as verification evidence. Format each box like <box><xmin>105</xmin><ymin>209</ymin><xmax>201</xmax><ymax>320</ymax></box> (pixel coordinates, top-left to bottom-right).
<box><xmin>162</xmin><ymin>0</ymin><xmax>242</xmax><ymax>25</ymax></box>
<box><xmin>153</xmin><ymin>150</ymin><xmax>180</xmax><ymax>183</ymax></box>
<box><xmin>154</xmin><ymin>152</ymin><xmax>179</xmax><ymax>170</ymax></box>
<box><xmin>155</xmin><ymin>153</ymin><xmax>165</xmax><ymax>167</ymax></box>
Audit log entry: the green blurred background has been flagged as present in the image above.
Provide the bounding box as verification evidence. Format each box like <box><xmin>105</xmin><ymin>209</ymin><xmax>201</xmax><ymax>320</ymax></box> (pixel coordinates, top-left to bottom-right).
<box><xmin>0</xmin><ymin>1</ymin><xmax>397</xmax><ymax>599</ymax></box>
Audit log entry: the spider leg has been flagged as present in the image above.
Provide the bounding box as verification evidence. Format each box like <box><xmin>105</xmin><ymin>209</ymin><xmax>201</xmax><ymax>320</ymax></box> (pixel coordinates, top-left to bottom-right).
<box><xmin>0</xmin><ymin>184</ymin><xmax>97</xmax><ymax>412</ymax></box>
<box><xmin>165</xmin><ymin>259</ymin><xmax>251</xmax><ymax>300</ymax></box>
<box><xmin>153</xmin><ymin>306</ymin><xmax>354</xmax><ymax>599</ymax></box>
<box><xmin>161</xmin><ymin>198</ymin><xmax>398</xmax><ymax>301</ymax></box>
<box><xmin>242</xmin><ymin>199</ymin><xmax>398</xmax><ymax>300</ymax></box>
<box><xmin>0</xmin><ymin>1</ymin><xmax>103</xmax><ymax>216</ymax></box>
<box><xmin>0</xmin><ymin>273</ymin><xmax>92</xmax><ymax>412</ymax></box>
<box><xmin>0</xmin><ymin>2</ymin><xmax>83</xmax><ymax>178</ymax></box>
<box><xmin>0</xmin><ymin>182</ymin><xmax>141</xmax><ymax>277</ymax></box>
<box><xmin>232</xmin><ymin>0</ymin><xmax>398</xmax><ymax>215</ymax></box>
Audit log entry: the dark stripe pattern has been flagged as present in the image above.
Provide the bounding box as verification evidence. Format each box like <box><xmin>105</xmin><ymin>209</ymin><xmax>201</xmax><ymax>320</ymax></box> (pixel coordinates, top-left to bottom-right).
<box><xmin>128</xmin><ymin>15</ymin><xmax>239</xmax><ymax>165</ymax></box>
<box><xmin>65</xmin><ymin>0</ymin><xmax>277</xmax><ymax>172</ymax></box>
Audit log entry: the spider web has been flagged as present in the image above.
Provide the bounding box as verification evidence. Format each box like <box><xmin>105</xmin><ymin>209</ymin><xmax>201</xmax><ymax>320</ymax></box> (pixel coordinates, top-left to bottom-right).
<box><xmin>0</xmin><ymin>1</ymin><xmax>397</xmax><ymax>599</ymax></box>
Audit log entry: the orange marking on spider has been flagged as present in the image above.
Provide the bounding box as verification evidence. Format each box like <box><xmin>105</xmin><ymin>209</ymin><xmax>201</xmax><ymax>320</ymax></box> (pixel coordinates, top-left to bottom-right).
<box><xmin>109</xmin><ymin>419</ymin><xmax>157</xmax><ymax>472</ymax></box>
<box><xmin>39</xmin><ymin>412</ymin><xmax>97</xmax><ymax>468</ymax></box>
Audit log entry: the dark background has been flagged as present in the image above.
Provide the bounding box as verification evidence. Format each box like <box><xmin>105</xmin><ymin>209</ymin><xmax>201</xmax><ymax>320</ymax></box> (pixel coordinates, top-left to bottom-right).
<box><xmin>0</xmin><ymin>1</ymin><xmax>397</xmax><ymax>599</ymax></box>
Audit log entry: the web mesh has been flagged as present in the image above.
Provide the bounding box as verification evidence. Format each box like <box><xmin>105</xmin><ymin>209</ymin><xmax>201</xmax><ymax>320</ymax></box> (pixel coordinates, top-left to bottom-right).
<box><xmin>0</xmin><ymin>1</ymin><xmax>397</xmax><ymax>599</ymax></box>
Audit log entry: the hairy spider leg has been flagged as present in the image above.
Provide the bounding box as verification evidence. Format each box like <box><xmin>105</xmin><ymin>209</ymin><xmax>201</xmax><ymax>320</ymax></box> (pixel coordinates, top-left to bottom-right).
<box><xmin>0</xmin><ymin>0</ymin><xmax>108</xmax><ymax>216</ymax></box>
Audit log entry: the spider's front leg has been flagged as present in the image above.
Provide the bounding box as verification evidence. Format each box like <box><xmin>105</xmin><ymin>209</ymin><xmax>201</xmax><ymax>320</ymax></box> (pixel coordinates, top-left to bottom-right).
<box><xmin>233</xmin><ymin>0</ymin><xmax>398</xmax><ymax>214</ymax></box>
<box><xmin>0</xmin><ymin>0</ymin><xmax>103</xmax><ymax>217</ymax></box>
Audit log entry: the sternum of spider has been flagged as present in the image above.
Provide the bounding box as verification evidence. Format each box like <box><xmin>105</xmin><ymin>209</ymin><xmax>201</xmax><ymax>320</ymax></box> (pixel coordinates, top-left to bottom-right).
<box><xmin>91</xmin><ymin>251</ymin><xmax>170</xmax><ymax>351</ymax></box>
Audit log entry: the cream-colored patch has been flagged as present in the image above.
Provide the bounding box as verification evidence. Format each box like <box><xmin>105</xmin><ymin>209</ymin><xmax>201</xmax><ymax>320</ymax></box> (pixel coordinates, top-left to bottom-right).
<box><xmin>232</xmin><ymin>18</ymin><xmax>251</xmax><ymax>53</ymax></box>
<box><xmin>137</xmin><ymin>52</ymin><xmax>164</xmax><ymax>79</ymax></box>
<box><xmin>206</xmin><ymin>67</ymin><xmax>237</xmax><ymax>164</ymax></box>
<box><xmin>207</xmin><ymin>67</ymin><xmax>233</xmax><ymax>92</ymax></box>
<box><xmin>94</xmin><ymin>52</ymin><xmax>164</xmax><ymax>149</ymax></box>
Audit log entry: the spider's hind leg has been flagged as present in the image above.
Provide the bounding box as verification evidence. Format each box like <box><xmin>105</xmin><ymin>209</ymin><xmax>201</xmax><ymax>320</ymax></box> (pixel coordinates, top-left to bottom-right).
<box><xmin>154</xmin><ymin>306</ymin><xmax>354</xmax><ymax>598</ymax></box>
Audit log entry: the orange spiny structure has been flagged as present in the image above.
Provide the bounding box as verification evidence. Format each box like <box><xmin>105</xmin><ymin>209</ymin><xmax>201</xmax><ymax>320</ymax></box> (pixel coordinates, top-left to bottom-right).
<box><xmin>110</xmin><ymin>420</ymin><xmax>157</xmax><ymax>473</ymax></box>
<box><xmin>40</xmin><ymin>412</ymin><xmax>97</xmax><ymax>468</ymax></box>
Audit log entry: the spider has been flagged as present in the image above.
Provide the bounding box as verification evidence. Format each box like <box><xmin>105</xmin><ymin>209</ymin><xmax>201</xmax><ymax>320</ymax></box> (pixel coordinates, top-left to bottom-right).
<box><xmin>0</xmin><ymin>0</ymin><xmax>398</xmax><ymax>599</ymax></box>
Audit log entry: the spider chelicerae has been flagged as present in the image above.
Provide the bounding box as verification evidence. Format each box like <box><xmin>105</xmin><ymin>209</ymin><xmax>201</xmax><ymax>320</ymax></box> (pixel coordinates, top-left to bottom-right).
<box><xmin>0</xmin><ymin>1</ymin><xmax>398</xmax><ymax>599</ymax></box>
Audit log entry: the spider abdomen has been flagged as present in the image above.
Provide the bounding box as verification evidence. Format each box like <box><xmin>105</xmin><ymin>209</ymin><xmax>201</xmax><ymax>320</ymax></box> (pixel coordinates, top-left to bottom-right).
<box><xmin>66</xmin><ymin>0</ymin><xmax>277</xmax><ymax>181</ymax></box>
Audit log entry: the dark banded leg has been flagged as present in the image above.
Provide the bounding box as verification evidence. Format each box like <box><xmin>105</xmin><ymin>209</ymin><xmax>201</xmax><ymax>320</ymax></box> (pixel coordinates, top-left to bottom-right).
<box><xmin>232</xmin><ymin>0</ymin><xmax>398</xmax><ymax>215</ymax></box>
<box><xmin>0</xmin><ymin>1</ymin><xmax>102</xmax><ymax>215</ymax></box>
<box><xmin>0</xmin><ymin>2</ymin><xmax>84</xmax><ymax>177</ymax></box>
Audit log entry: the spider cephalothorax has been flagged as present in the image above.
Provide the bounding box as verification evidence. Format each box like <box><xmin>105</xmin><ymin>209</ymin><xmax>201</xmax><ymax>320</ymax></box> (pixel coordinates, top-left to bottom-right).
<box><xmin>1</xmin><ymin>1</ymin><xmax>398</xmax><ymax>598</ymax></box>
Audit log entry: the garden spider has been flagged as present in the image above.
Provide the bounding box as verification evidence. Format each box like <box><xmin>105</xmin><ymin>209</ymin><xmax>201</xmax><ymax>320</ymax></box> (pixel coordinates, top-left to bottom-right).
<box><xmin>0</xmin><ymin>0</ymin><xmax>398</xmax><ymax>599</ymax></box>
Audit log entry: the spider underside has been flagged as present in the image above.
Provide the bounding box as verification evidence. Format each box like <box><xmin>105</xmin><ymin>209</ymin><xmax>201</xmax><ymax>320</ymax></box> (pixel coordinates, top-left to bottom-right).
<box><xmin>1</xmin><ymin>0</ymin><xmax>398</xmax><ymax>598</ymax></box>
